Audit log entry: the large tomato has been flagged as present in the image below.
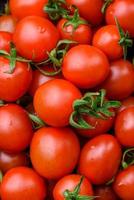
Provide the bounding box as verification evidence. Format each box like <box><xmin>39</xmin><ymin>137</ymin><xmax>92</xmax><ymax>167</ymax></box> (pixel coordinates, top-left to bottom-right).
<box><xmin>30</xmin><ymin>127</ymin><xmax>80</xmax><ymax>180</ymax></box>
<box><xmin>13</xmin><ymin>16</ymin><xmax>60</xmax><ymax>62</ymax></box>
<box><xmin>0</xmin><ymin>15</ymin><xmax>17</xmax><ymax>33</ymax></box>
<box><xmin>0</xmin><ymin>31</ymin><xmax>12</xmax><ymax>52</ymax></box>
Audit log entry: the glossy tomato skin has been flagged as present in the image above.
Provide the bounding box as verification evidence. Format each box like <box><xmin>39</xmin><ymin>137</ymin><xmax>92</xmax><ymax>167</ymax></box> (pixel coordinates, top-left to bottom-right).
<box><xmin>13</xmin><ymin>16</ymin><xmax>60</xmax><ymax>62</ymax></box>
<box><xmin>100</xmin><ymin>59</ymin><xmax>134</xmax><ymax>100</ymax></box>
<box><xmin>92</xmin><ymin>25</ymin><xmax>123</xmax><ymax>60</ymax></box>
<box><xmin>0</xmin><ymin>151</ymin><xmax>30</xmax><ymax>174</ymax></box>
<box><xmin>9</xmin><ymin>0</ymin><xmax>48</xmax><ymax>20</ymax></box>
<box><xmin>118</xmin><ymin>96</ymin><xmax>134</xmax><ymax>113</ymax></box>
<box><xmin>30</xmin><ymin>127</ymin><xmax>80</xmax><ymax>180</ymax></box>
<box><xmin>1</xmin><ymin>167</ymin><xmax>47</xmax><ymax>200</ymax></box>
<box><xmin>94</xmin><ymin>186</ymin><xmax>119</xmax><ymax>200</ymax></box>
<box><xmin>66</xmin><ymin>0</ymin><xmax>103</xmax><ymax>25</ymax></box>
<box><xmin>34</xmin><ymin>79</ymin><xmax>82</xmax><ymax>127</ymax></box>
<box><xmin>106</xmin><ymin>0</ymin><xmax>134</xmax><ymax>37</ymax></box>
<box><xmin>53</xmin><ymin>174</ymin><xmax>93</xmax><ymax>200</ymax></box>
<box><xmin>115</xmin><ymin>107</ymin><xmax>134</xmax><ymax>147</ymax></box>
<box><xmin>113</xmin><ymin>166</ymin><xmax>134</xmax><ymax>200</ymax></box>
<box><xmin>78</xmin><ymin>134</ymin><xmax>122</xmax><ymax>185</ymax></box>
<box><xmin>0</xmin><ymin>15</ymin><xmax>17</xmax><ymax>33</ymax></box>
<box><xmin>62</xmin><ymin>45</ymin><xmax>110</xmax><ymax>89</ymax></box>
<box><xmin>0</xmin><ymin>57</ymin><xmax>32</xmax><ymax>101</ymax></box>
<box><xmin>0</xmin><ymin>104</ymin><xmax>33</xmax><ymax>153</ymax></box>
<box><xmin>0</xmin><ymin>32</ymin><xmax>12</xmax><ymax>52</ymax></box>
<box><xmin>57</xmin><ymin>18</ymin><xmax>92</xmax><ymax>44</ymax></box>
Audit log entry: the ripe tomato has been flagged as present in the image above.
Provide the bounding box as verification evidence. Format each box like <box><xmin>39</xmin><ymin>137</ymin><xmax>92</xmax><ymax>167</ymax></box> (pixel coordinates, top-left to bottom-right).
<box><xmin>118</xmin><ymin>96</ymin><xmax>134</xmax><ymax>113</ymax></box>
<box><xmin>34</xmin><ymin>79</ymin><xmax>82</xmax><ymax>127</ymax></box>
<box><xmin>9</xmin><ymin>0</ymin><xmax>48</xmax><ymax>20</ymax></box>
<box><xmin>0</xmin><ymin>56</ymin><xmax>32</xmax><ymax>102</ymax></box>
<box><xmin>94</xmin><ymin>186</ymin><xmax>118</xmax><ymax>200</ymax></box>
<box><xmin>53</xmin><ymin>174</ymin><xmax>93</xmax><ymax>200</ymax></box>
<box><xmin>100</xmin><ymin>59</ymin><xmax>134</xmax><ymax>100</ymax></box>
<box><xmin>113</xmin><ymin>166</ymin><xmax>134</xmax><ymax>200</ymax></box>
<box><xmin>0</xmin><ymin>104</ymin><xmax>33</xmax><ymax>153</ymax></box>
<box><xmin>92</xmin><ymin>25</ymin><xmax>123</xmax><ymax>60</ymax></box>
<box><xmin>0</xmin><ymin>15</ymin><xmax>17</xmax><ymax>33</ymax></box>
<box><xmin>115</xmin><ymin>107</ymin><xmax>134</xmax><ymax>147</ymax></box>
<box><xmin>78</xmin><ymin>134</ymin><xmax>122</xmax><ymax>185</ymax></box>
<box><xmin>105</xmin><ymin>0</ymin><xmax>134</xmax><ymax>37</ymax></box>
<box><xmin>0</xmin><ymin>151</ymin><xmax>30</xmax><ymax>174</ymax></box>
<box><xmin>62</xmin><ymin>45</ymin><xmax>110</xmax><ymax>89</ymax></box>
<box><xmin>66</xmin><ymin>0</ymin><xmax>103</xmax><ymax>25</ymax></box>
<box><xmin>0</xmin><ymin>31</ymin><xmax>12</xmax><ymax>52</ymax></box>
<box><xmin>1</xmin><ymin>167</ymin><xmax>47</xmax><ymax>200</ymax></box>
<box><xmin>13</xmin><ymin>16</ymin><xmax>60</xmax><ymax>62</ymax></box>
<box><xmin>30</xmin><ymin>127</ymin><xmax>80</xmax><ymax>180</ymax></box>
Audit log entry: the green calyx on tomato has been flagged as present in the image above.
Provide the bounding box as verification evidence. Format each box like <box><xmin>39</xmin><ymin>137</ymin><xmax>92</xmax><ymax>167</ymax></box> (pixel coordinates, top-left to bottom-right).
<box><xmin>122</xmin><ymin>148</ymin><xmax>134</xmax><ymax>169</ymax></box>
<box><xmin>28</xmin><ymin>113</ymin><xmax>46</xmax><ymax>129</ymax></box>
<box><xmin>70</xmin><ymin>89</ymin><xmax>121</xmax><ymax>129</ymax></box>
<box><xmin>101</xmin><ymin>0</ymin><xmax>113</xmax><ymax>14</ymax></box>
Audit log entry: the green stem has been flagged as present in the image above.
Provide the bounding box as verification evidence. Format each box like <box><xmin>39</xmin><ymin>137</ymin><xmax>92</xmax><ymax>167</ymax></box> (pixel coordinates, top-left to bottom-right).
<box><xmin>122</xmin><ymin>148</ymin><xmax>134</xmax><ymax>169</ymax></box>
<box><xmin>28</xmin><ymin>113</ymin><xmax>46</xmax><ymax>129</ymax></box>
<box><xmin>101</xmin><ymin>0</ymin><xmax>113</xmax><ymax>14</ymax></box>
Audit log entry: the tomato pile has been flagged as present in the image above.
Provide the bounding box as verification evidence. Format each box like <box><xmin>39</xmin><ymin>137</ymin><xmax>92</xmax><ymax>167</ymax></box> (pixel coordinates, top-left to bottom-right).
<box><xmin>0</xmin><ymin>0</ymin><xmax>134</xmax><ymax>199</ymax></box>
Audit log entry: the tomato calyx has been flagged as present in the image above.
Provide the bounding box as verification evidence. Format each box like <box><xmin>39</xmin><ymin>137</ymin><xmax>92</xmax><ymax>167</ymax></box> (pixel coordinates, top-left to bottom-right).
<box><xmin>101</xmin><ymin>0</ymin><xmax>113</xmax><ymax>14</ymax></box>
<box><xmin>28</xmin><ymin>113</ymin><xmax>46</xmax><ymax>129</ymax></box>
<box><xmin>122</xmin><ymin>148</ymin><xmax>134</xmax><ymax>169</ymax></box>
<box><xmin>0</xmin><ymin>170</ymin><xmax>3</xmax><ymax>183</ymax></box>
<box><xmin>70</xmin><ymin>89</ymin><xmax>121</xmax><ymax>129</ymax></box>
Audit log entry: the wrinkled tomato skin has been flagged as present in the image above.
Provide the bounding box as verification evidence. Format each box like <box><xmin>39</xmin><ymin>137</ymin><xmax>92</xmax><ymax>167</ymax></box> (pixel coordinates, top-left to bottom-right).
<box><xmin>78</xmin><ymin>134</ymin><xmax>122</xmax><ymax>185</ymax></box>
<box><xmin>0</xmin><ymin>15</ymin><xmax>17</xmax><ymax>33</ymax></box>
<box><xmin>62</xmin><ymin>45</ymin><xmax>110</xmax><ymax>89</ymax></box>
<box><xmin>0</xmin><ymin>56</ymin><xmax>32</xmax><ymax>102</ymax></box>
<box><xmin>115</xmin><ymin>107</ymin><xmax>134</xmax><ymax>147</ymax></box>
<box><xmin>106</xmin><ymin>0</ymin><xmax>134</xmax><ymax>37</ymax></box>
<box><xmin>53</xmin><ymin>174</ymin><xmax>93</xmax><ymax>200</ymax></box>
<box><xmin>0</xmin><ymin>104</ymin><xmax>33</xmax><ymax>153</ymax></box>
<box><xmin>94</xmin><ymin>186</ymin><xmax>119</xmax><ymax>200</ymax></box>
<box><xmin>0</xmin><ymin>32</ymin><xmax>13</xmax><ymax>52</ymax></box>
<box><xmin>92</xmin><ymin>25</ymin><xmax>123</xmax><ymax>60</ymax></box>
<box><xmin>30</xmin><ymin>127</ymin><xmax>80</xmax><ymax>180</ymax></box>
<box><xmin>9</xmin><ymin>0</ymin><xmax>48</xmax><ymax>20</ymax></box>
<box><xmin>118</xmin><ymin>96</ymin><xmax>134</xmax><ymax>113</ymax></box>
<box><xmin>1</xmin><ymin>167</ymin><xmax>47</xmax><ymax>200</ymax></box>
<box><xmin>34</xmin><ymin>79</ymin><xmax>82</xmax><ymax>127</ymax></box>
<box><xmin>13</xmin><ymin>16</ymin><xmax>60</xmax><ymax>62</ymax></box>
<box><xmin>113</xmin><ymin>166</ymin><xmax>134</xmax><ymax>200</ymax></box>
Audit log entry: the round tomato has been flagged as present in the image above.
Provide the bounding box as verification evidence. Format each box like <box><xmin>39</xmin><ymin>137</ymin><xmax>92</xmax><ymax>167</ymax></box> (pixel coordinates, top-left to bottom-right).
<box><xmin>53</xmin><ymin>174</ymin><xmax>93</xmax><ymax>200</ymax></box>
<box><xmin>13</xmin><ymin>16</ymin><xmax>60</xmax><ymax>62</ymax></box>
<box><xmin>30</xmin><ymin>127</ymin><xmax>80</xmax><ymax>180</ymax></box>
<box><xmin>113</xmin><ymin>166</ymin><xmax>134</xmax><ymax>200</ymax></box>
<box><xmin>34</xmin><ymin>79</ymin><xmax>82</xmax><ymax>127</ymax></box>
<box><xmin>78</xmin><ymin>134</ymin><xmax>122</xmax><ymax>185</ymax></box>
<box><xmin>1</xmin><ymin>167</ymin><xmax>47</xmax><ymax>200</ymax></box>
<box><xmin>118</xmin><ymin>96</ymin><xmax>134</xmax><ymax>113</ymax></box>
<box><xmin>0</xmin><ymin>15</ymin><xmax>17</xmax><ymax>33</ymax></box>
<box><xmin>94</xmin><ymin>186</ymin><xmax>118</xmax><ymax>200</ymax></box>
<box><xmin>0</xmin><ymin>104</ymin><xmax>33</xmax><ymax>153</ymax></box>
<box><xmin>0</xmin><ymin>31</ymin><xmax>12</xmax><ymax>52</ymax></box>
<box><xmin>62</xmin><ymin>45</ymin><xmax>110</xmax><ymax>89</ymax></box>
<box><xmin>115</xmin><ymin>107</ymin><xmax>134</xmax><ymax>147</ymax></box>
<box><xmin>0</xmin><ymin>56</ymin><xmax>32</xmax><ymax>102</ymax></box>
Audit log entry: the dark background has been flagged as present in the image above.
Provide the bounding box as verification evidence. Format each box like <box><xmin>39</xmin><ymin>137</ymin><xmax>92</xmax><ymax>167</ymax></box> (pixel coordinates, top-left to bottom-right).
<box><xmin>0</xmin><ymin>0</ymin><xmax>7</xmax><ymax>13</ymax></box>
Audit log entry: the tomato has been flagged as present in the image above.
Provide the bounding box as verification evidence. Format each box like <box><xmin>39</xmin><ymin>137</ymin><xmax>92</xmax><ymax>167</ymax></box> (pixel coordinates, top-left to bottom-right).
<box><xmin>0</xmin><ymin>104</ymin><xmax>33</xmax><ymax>153</ymax></box>
<box><xmin>118</xmin><ymin>96</ymin><xmax>134</xmax><ymax>113</ymax></box>
<box><xmin>78</xmin><ymin>134</ymin><xmax>122</xmax><ymax>185</ymax></box>
<box><xmin>9</xmin><ymin>0</ymin><xmax>48</xmax><ymax>20</ymax></box>
<box><xmin>30</xmin><ymin>127</ymin><xmax>80</xmax><ymax>180</ymax></box>
<box><xmin>0</xmin><ymin>151</ymin><xmax>30</xmax><ymax>174</ymax></box>
<box><xmin>106</xmin><ymin>0</ymin><xmax>134</xmax><ymax>37</ymax></box>
<box><xmin>0</xmin><ymin>31</ymin><xmax>12</xmax><ymax>52</ymax></box>
<box><xmin>92</xmin><ymin>25</ymin><xmax>123</xmax><ymax>60</ymax></box>
<box><xmin>115</xmin><ymin>107</ymin><xmax>134</xmax><ymax>147</ymax></box>
<box><xmin>34</xmin><ymin>79</ymin><xmax>82</xmax><ymax>127</ymax></box>
<box><xmin>0</xmin><ymin>56</ymin><xmax>32</xmax><ymax>102</ymax></box>
<box><xmin>66</xmin><ymin>0</ymin><xmax>103</xmax><ymax>25</ymax></box>
<box><xmin>13</xmin><ymin>16</ymin><xmax>60</xmax><ymax>62</ymax></box>
<box><xmin>0</xmin><ymin>15</ymin><xmax>17</xmax><ymax>33</ymax></box>
<box><xmin>53</xmin><ymin>174</ymin><xmax>93</xmax><ymax>200</ymax></box>
<box><xmin>113</xmin><ymin>166</ymin><xmax>134</xmax><ymax>200</ymax></box>
<box><xmin>100</xmin><ymin>59</ymin><xmax>134</xmax><ymax>100</ymax></box>
<box><xmin>62</xmin><ymin>45</ymin><xmax>110</xmax><ymax>89</ymax></box>
<box><xmin>94</xmin><ymin>186</ymin><xmax>118</xmax><ymax>200</ymax></box>
<box><xmin>1</xmin><ymin>167</ymin><xmax>47</xmax><ymax>200</ymax></box>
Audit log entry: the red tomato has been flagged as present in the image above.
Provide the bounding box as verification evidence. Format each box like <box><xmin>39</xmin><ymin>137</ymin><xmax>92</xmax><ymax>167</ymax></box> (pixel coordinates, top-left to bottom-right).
<box><xmin>0</xmin><ymin>31</ymin><xmax>12</xmax><ymax>52</ymax></box>
<box><xmin>92</xmin><ymin>25</ymin><xmax>123</xmax><ymax>60</ymax></box>
<box><xmin>94</xmin><ymin>186</ymin><xmax>119</xmax><ymax>200</ymax></box>
<box><xmin>113</xmin><ymin>166</ymin><xmax>134</xmax><ymax>200</ymax></box>
<box><xmin>34</xmin><ymin>79</ymin><xmax>82</xmax><ymax>127</ymax></box>
<box><xmin>66</xmin><ymin>0</ymin><xmax>103</xmax><ymax>25</ymax></box>
<box><xmin>78</xmin><ymin>134</ymin><xmax>122</xmax><ymax>185</ymax></box>
<box><xmin>115</xmin><ymin>107</ymin><xmax>134</xmax><ymax>147</ymax></box>
<box><xmin>0</xmin><ymin>151</ymin><xmax>30</xmax><ymax>174</ymax></box>
<box><xmin>0</xmin><ymin>56</ymin><xmax>32</xmax><ymax>102</ymax></box>
<box><xmin>100</xmin><ymin>59</ymin><xmax>134</xmax><ymax>100</ymax></box>
<box><xmin>30</xmin><ymin>127</ymin><xmax>80</xmax><ymax>180</ymax></box>
<box><xmin>53</xmin><ymin>174</ymin><xmax>93</xmax><ymax>200</ymax></box>
<box><xmin>13</xmin><ymin>16</ymin><xmax>60</xmax><ymax>62</ymax></box>
<box><xmin>1</xmin><ymin>167</ymin><xmax>47</xmax><ymax>200</ymax></box>
<box><xmin>9</xmin><ymin>0</ymin><xmax>48</xmax><ymax>20</ymax></box>
<box><xmin>106</xmin><ymin>0</ymin><xmax>134</xmax><ymax>37</ymax></box>
<box><xmin>62</xmin><ymin>45</ymin><xmax>110</xmax><ymax>89</ymax></box>
<box><xmin>118</xmin><ymin>96</ymin><xmax>134</xmax><ymax>113</ymax></box>
<box><xmin>0</xmin><ymin>15</ymin><xmax>17</xmax><ymax>33</ymax></box>
<box><xmin>0</xmin><ymin>104</ymin><xmax>33</xmax><ymax>153</ymax></box>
